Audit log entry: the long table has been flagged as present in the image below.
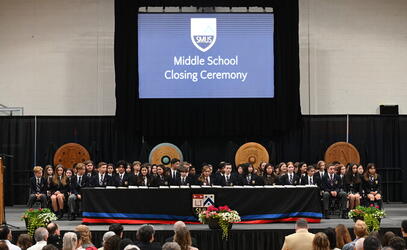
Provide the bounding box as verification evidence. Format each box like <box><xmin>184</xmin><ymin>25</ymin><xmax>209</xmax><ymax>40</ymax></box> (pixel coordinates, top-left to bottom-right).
<box><xmin>82</xmin><ymin>186</ymin><xmax>322</xmax><ymax>224</ymax></box>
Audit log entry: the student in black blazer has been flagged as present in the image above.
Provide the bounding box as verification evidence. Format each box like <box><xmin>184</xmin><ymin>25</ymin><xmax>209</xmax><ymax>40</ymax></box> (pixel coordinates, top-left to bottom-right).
<box><xmin>89</xmin><ymin>162</ymin><xmax>113</xmax><ymax>187</ymax></box>
<box><xmin>363</xmin><ymin>163</ymin><xmax>383</xmax><ymax>209</ymax></box>
<box><xmin>279</xmin><ymin>163</ymin><xmax>299</xmax><ymax>185</ymax></box>
<box><xmin>67</xmin><ymin>163</ymin><xmax>89</xmax><ymax>220</ymax></box>
<box><xmin>344</xmin><ymin>163</ymin><xmax>363</xmax><ymax>210</ymax></box>
<box><xmin>263</xmin><ymin>163</ymin><xmax>279</xmax><ymax>185</ymax></box>
<box><xmin>137</xmin><ymin>166</ymin><xmax>153</xmax><ymax>186</ymax></box>
<box><xmin>151</xmin><ymin>165</ymin><xmax>170</xmax><ymax>187</ymax></box>
<box><xmin>113</xmin><ymin>163</ymin><xmax>131</xmax><ymax>187</ymax></box>
<box><xmin>28</xmin><ymin>166</ymin><xmax>48</xmax><ymax>208</ymax></box>
<box><xmin>168</xmin><ymin>158</ymin><xmax>181</xmax><ymax>185</ymax></box>
<box><xmin>241</xmin><ymin>163</ymin><xmax>263</xmax><ymax>186</ymax></box>
<box><xmin>50</xmin><ymin>165</ymin><xmax>70</xmax><ymax>219</ymax></box>
<box><xmin>84</xmin><ymin>160</ymin><xmax>97</xmax><ymax>178</ymax></box>
<box><xmin>215</xmin><ymin>163</ymin><xmax>240</xmax><ymax>186</ymax></box>
<box><xmin>300</xmin><ymin>165</ymin><xmax>321</xmax><ymax>187</ymax></box>
<box><xmin>197</xmin><ymin>165</ymin><xmax>215</xmax><ymax>186</ymax></box>
<box><xmin>322</xmin><ymin>163</ymin><xmax>347</xmax><ymax>219</ymax></box>
<box><xmin>175</xmin><ymin>165</ymin><xmax>195</xmax><ymax>186</ymax></box>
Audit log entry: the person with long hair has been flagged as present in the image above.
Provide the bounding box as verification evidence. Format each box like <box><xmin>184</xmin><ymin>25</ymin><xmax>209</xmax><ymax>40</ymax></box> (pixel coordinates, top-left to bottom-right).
<box><xmin>75</xmin><ymin>225</ymin><xmax>97</xmax><ymax>250</ymax></box>
<box><xmin>357</xmin><ymin>165</ymin><xmax>364</xmax><ymax>175</ymax></box>
<box><xmin>242</xmin><ymin>163</ymin><xmax>263</xmax><ymax>186</ymax></box>
<box><xmin>151</xmin><ymin>165</ymin><xmax>169</xmax><ymax>187</ymax></box>
<box><xmin>363</xmin><ymin>163</ymin><xmax>383</xmax><ymax>208</ymax></box>
<box><xmin>197</xmin><ymin>165</ymin><xmax>214</xmax><ymax>186</ymax></box>
<box><xmin>62</xmin><ymin>232</ymin><xmax>77</xmax><ymax>250</ymax></box>
<box><xmin>44</xmin><ymin>165</ymin><xmax>54</xmax><ymax>194</ymax></box>
<box><xmin>84</xmin><ymin>160</ymin><xmax>96</xmax><ymax>178</ymax></box>
<box><xmin>137</xmin><ymin>165</ymin><xmax>152</xmax><ymax>187</ymax></box>
<box><xmin>173</xmin><ymin>227</ymin><xmax>198</xmax><ymax>250</ymax></box>
<box><xmin>50</xmin><ymin>165</ymin><xmax>69</xmax><ymax>219</ymax></box>
<box><xmin>277</xmin><ymin>162</ymin><xmax>287</xmax><ymax>176</ymax></box>
<box><xmin>312</xmin><ymin>232</ymin><xmax>330</xmax><ymax>250</ymax></box>
<box><xmin>335</xmin><ymin>224</ymin><xmax>352</xmax><ymax>249</ymax></box>
<box><xmin>324</xmin><ymin>228</ymin><xmax>340</xmax><ymax>250</ymax></box>
<box><xmin>263</xmin><ymin>163</ymin><xmax>278</xmax><ymax>185</ymax></box>
<box><xmin>297</xmin><ymin>162</ymin><xmax>308</xmax><ymax>181</ymax></box>
<box><xmin>344</xmin><ymin>164</ymin><xmax>362</xmax><ymax>210</ymax></box>
<box><xmin>103</xmin><ymin>235</ymin><xmax>121</xmax><ymax>250</ymax></box>
<box><xmin>17</xmin><ymin>234</ymin><xmax>32</xmax><ymax>250</ymax></box>
<box><xmin>258</xmin><ymin>162</ymin><xmax>267</xmax><ymax>177</ymax></box>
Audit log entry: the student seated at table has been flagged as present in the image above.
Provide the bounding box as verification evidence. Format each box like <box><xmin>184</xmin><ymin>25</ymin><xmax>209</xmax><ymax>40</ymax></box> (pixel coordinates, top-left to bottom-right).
<box><xmin>315</xmin><ymin>160</ymin><xmax>328</xmax><ymax>181</ymax></box>
<box><xmin>363</xmin><ymin>163</ymin><xmax>383</xmax><ymax>209</ymax></box>
<box><xmin>137</xmin><ymin>165</ymin><xmax>153</xmax><ymax>187</ymax></box>
<box><xmin>344</xmin><ymin>163</ymin><xmax>362</xmax><ymax>210</ymax></box>
<box><xmin>28</xmin><ymin>166</ymin><xmax>48</xmax><ymax>208</ymax></box>
<box><xmin>263</xmin><ymin>163</ymin><xmax>278</xmax><ymax>185</ymax></box>
<box><xmin>113</xmin><ymin>161</ymin><xmax>132</xmax><ymax>187</ymax></box>
<box><xmin>297</xmin><ymin>162</ymin><xmax>308</xmax><ymax>183</ymax></box>
<box><xmin>50</xmin><ymin>164</ymin><xmax>69</xmax><ymax>219</ymax></box>
<box><xmin>197</xmin><ymin>165</ymin><xmax>215</xmax><ymax>186</ymax></box>
<box><xmin>214</xmin><ymin>163</ymin><xmax>240</xmax><ymax>186</ymax></box>
<box><xmin>241</xmin><ymin>163</ymin><xmax>263</xmax><ymax>186</ymax></box>
<box><xmin>300</xmin><ymin>165</ymin><xmax>320</xmax><ymax>187</ymax></box>
<box><xmin>151</xmin><ymin>165</ymin><xmax>170</xmax><ymax>187</ymax></box>
<box><xmin>89</xmin><ymin>162</ymin><xmax>113</xmax><ymax>187</ymax></box>
<box><xmin>106</xmin><ymin>163</ymin><xmax>115</xmax><ymax>178</ymax></box>
<box><xmin>68</xmin><ymin>163</ymin><xmax>89</xmax><ymax>220</ymax></box>
<box><xmin>176</xmin><ymin>165</ymin><xmax>195</xmax><ymax>186</ymax></box>
<box><xmin>84</xmin><ymin>160</ymin><xmax>97</xmax><ymax>178</ymax></box>
<box><xmin>168</xmin><ymin>158</ymin><xmax>181</xmax><ymax>185</ymax></box>
<box><xmin>279</xmin><ymin>162</ymin><xmax>299</xmax><ymax>185</ymax></box>
<box><xmin>322</xmin><ymin>163</ymin><xmax>347</xmax><ymax>219</ymax></box>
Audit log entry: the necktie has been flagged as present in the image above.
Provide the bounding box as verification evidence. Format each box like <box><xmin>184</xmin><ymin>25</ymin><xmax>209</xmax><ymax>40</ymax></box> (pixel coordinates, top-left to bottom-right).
<box><xmin>100</xmin><ymin>175</ymin><xmax>103</xmax><ymax>185</ymax></box>
<box><xmin>310</xmin><ymin>177</ymin><xmax>313</xmax><ymax>185</ymax></box>
<box><xmin>289</xmin><ymin>174</ymin><xmax>293</xmax><ymax>184</ymax></box>
<box><xmin>182</xmin><ymin>177</ymin><xmax>185</xmax><ymax>185</ymax></box>
<box><xmin>78</xmin><ymin>176</ymin><xmax>82</xmax><ymax>187</ymax></box>
<box><xmin>206</xmin><ymin>177</ymin><xmax>209</xmax><ymax>185</ymax></box>
<box><xmin>173</xmin><ymin>171</ymin><xmax>176</xmax><ymax>179</ymax></box>
<box><xmin>226</xmin><ymin>175</ymin><xmax>229</xmax><ymax>183</ymax></box>
<box><xmin>36</xmin><ymin>178</ymin><xmax>41</xmax><ymax>191</ymax></box>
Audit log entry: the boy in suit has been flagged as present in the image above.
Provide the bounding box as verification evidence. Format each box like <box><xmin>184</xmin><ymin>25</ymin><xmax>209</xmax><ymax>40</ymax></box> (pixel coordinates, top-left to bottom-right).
<box><xmin>322</xmin><ymin>163</ymin><xmax>347</xmax><ymax>219</ymax></box>
<box><xmin>215</xmin><ymin>163</ymin><xmax>239</xmax><ymax>186</ymax></box>
<box><xmin>168</xmin><ymin>158</ymin><xmax>180</xmax><ymax>185</ymax></box>
<box><xmin>113</xmin><ymin>162</ymin><xmax>131</xmax><ymax>187</ymax></box>
<box><xmin>89</xmin><ymin>162</ymin><xmax>112</xmax><ymax>187</ymax></box>
<box><xmin>280</xmin><ymin>163</ymin><xmax>299</xmax><ymax>185</ymax></box>
<box><xmin>28</xmin><ymin>166</ymin><xmax>48</xmax><ymax>208</ymax></box>
<box><xmin>68</xmin><ymin>163</ymin><xmax>89</xmax><ymax>220</ymax></box>
<box><xmin>300</xmin><ymin>165</ymin><xmax>321</xmax><ymax>187</ymax></box>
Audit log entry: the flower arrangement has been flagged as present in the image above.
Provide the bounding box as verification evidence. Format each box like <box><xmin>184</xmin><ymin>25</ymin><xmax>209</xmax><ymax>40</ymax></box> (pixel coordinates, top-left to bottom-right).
<box><xmin>198</xmin><ymin>205</ymin><xmax>241</xmax><ymax>239</ymax></box>
<box><xmin>348</xmin><ymin>205</ymin><xmax>386</xmax><ymax>232</ymax></box>
<box><xmin>21</xmin><ymin>208</ymin><xmax>57</xmax><ymax>236</ymax></box>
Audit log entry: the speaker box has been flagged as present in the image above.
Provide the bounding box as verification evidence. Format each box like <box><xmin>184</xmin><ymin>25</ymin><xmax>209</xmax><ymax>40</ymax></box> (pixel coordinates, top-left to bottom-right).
<box><xmin>379</xmin><ymin>105</ymin><xmax>399</xmax><ymax>115</ymax></box>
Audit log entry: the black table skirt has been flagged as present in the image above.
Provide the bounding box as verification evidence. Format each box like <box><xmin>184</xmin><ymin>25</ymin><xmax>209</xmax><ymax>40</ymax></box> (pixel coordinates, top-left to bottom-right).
<box><xmin>82</xmin><ymin>186</ymin><xmax>322</xmax><ymax>224</ymax></box>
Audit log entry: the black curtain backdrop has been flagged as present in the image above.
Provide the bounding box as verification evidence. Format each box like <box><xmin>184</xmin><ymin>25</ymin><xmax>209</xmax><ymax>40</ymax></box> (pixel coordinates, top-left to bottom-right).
<box><xmin>0</xmin><ymin>115</ymin><xmax>406</xmax><ymax>205</ymax></box>
<box><xmin>114</xmin><ymin>0</ymin><xmax>301</xmax><ymax>137</ymax></box>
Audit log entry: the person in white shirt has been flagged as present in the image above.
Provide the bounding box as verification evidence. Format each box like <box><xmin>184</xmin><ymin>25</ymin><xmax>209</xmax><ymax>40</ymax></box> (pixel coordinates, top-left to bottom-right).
<box><xmin>0</xmin><ymin>226</ymin><xmax>21</xmax><ymax>250</ymax></box>
<box><xmin>27</xmin><ymin>227</ymin><xmax>48</xmax><ymax>250</ymax></box>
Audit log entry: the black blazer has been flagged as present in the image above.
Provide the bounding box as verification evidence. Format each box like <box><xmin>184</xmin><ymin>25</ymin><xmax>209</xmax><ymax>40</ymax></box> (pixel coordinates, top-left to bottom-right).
<box><xmin>322</xmin><ymin>174</ymin><xmax>343</xmax><ymax>192</ymax></box>
<box><xmin>49</xmin><ymin>178</ymin><xmax>70</xmax><ymax>195</ymax></box>
<box><xmin>175</xmin><ymin>175</ymin><xmax>196</xmax><ymax>186</ymax></box>
<box><xmin>30</xmin><ymin>177</ymin><xmax>47</xmax><ymax>195</ymax></box>
<box><xmin>297</xmin><ymin>173</ymin><xmax>307</xmax><ymax>185</ymax></box>
<box><xmin>135</xmin><ymin>242</ymin><xmax>161</xmax><ymax>250</ymax></box>
<box><xmin>89</xmin><ymin>174</ymin><xmax>113</xmax><ymax>187</ymax></box>
<box><xmin>70</xmin><ymin>175</ymin><xmax>89</xmax><ymax>194</ymax></box>
<box><xmin>137</xmin><ymin>175</ymin><xmax>153</xmax><ymax>187</ymax></box>
<box><xmin>263</xmin><ymin>174</ymin><xmax>279</xmax><ymax>185</ymax></box>
<box><xmin>112</xmin><ymin>173</ymin><xmax>132</xmax><ymax>187</ymax></box>
<box><xmin>151</xmin><ymin>175</ymin><xmax>170</xmax><ymax>187</ymax></box>
<box><xmin>215</xmin><ymin>173</ymin><xmax>240</xmax><ymax>186</ymax></box>
<box><xmin>197</xmin><ymin>176</ymin><xmax>215</xmax><ymax>186</ymax></box>
<box><xmin>168</xmin><ymin>170</ymin><xmax>181</xmax><ymax>185</ymax></box>
<box><xmin>344</xmin><ymin>174</ymin><xmax>363</xmax><ymax>194</ymax></box>
<box><xmin>300</xmin><ymin>175</ymin><xmax>321</xmax><ymax>187</ymax></box>
<box><xmin>315</xmin><ymin>171</ymin><xmax>328</xmax><ymax>181</ymax></box>
<box><xmin>279</xmin><ymin>173</ymin><xmax>300</xmax><ymax>185</ymax></box>
<box><xmin>363</xmin><ymin>174</ymin><xmax>382</xmax><ymax>194</ymax></box>
<box><xmin>241</xmin><ymin>174</ymin><xmax>264</xmax><ymax>186</ymax></box>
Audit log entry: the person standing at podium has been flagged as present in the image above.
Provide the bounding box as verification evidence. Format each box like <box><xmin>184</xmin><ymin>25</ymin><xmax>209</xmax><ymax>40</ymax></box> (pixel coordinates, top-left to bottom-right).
<box><xmin>28</xmin><ymin>166</ymin><xmax>48</xmax><ymax>208</ymax></box>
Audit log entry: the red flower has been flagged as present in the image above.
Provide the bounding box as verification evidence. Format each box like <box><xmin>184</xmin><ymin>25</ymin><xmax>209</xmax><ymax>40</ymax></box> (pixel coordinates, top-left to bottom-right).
<box><xmin>219</xmin><ymin>206</ymin><xmax>231</xmax><ymax>212</ymax></box>
<box><xmin>370</xmin><ymin>204</ymin><xmax>374</xmax><ymax>207</ymax></box>
<box><xmin>375</xmin><ymin>206</ymin><xmax>379</xmax><ymax>209</ymax></box>
<box><xmin>207</xmin><ymin>205</ymin><xmax>218</xmax><ymax>212</ymax></box>
<box><xmin>38</xmin><ymin>208</ymin><xmax>42</xmax><ymax>211</ymax></box>
<box><xmin>29</xmin><ymin>208</ymin><xmax>34</xmax><ymax>211</ymax></box>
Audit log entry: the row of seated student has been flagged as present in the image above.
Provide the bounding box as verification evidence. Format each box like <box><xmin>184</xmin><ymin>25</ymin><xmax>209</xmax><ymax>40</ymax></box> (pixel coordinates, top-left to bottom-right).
<box><xmin>28</xmin><ymin>159</ymin><xmax>382</xmax><ymax>220</ymax></box>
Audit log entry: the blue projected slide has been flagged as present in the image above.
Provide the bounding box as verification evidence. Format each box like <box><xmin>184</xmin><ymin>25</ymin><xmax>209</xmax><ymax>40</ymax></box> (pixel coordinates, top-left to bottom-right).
<box><xmin>138</xmin><ymin>13</ymin><xmax>274</xmax><ymax>99</ymax></box>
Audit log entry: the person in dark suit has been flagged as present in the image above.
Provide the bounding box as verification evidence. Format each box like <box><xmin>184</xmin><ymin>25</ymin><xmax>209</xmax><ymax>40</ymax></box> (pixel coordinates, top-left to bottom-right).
<box><xmin>136</xmin><ymin>225</ymin><xmax>161</xmax><ymax>250</ymax></box>
<box><xmin>68</xmin><ymin>163</ymin><xmax>89</xmax><ymax>220</ymax></box>
<box><xmin>50</xmin><ymin>165</ymin><xmax>70</xmax><ymax>219</ymax></box>
<box><xmin>363</xmin><ymin>163</ymin><xmax>383</xmax><ymax>209</ymax></box>
<box><xmin>27</xmin><ymin>166</ymin><xmax>48</xmax><ymax>208</ymax></box>
<box><xmin>168</xmin><ymin>158</ymin><xmax>180</xmax><ymax>185</ymax></box>
<box><xmin>197</xmin><ymin>165</ymin><xmax>215</xmax><ymax>186</ymax></box>
<box><xmin>344</xmin><ymin>163</ymin><xmax>363</xmax><ymax>211</ymax></box>
<box><xmin>113</xmin><ymin>161</ymin><xmax>131</xmax><ymax>187</ymax></box>
<box><xmin>151</xmin><ymin>165</ymin><xmax>170</xmax><ymax>187</ymax></box>
<box><xmin>137</xmin><ymin>165</ymin><xmax>153</xmax><ymax>187</ymax></box>
<box><xmin>89</xmin><ymin>162</ymin><xmax>113</xmax><ymax>187</ymax></box>
<box><xmin>322</xmin><ymin>163</ymin><xmax>347</xmax><ymax>219</ymax></box>
<box><xmin>263</xmin><ymin>163</ymin><xmax>279</xmax><ymax>185</ymax></box>
<box><xmin>315</xmin><ymin>160</ymin><xmax>328</xmax><ymax>182</ymax></box>
<box><xmin>241</xmin><ymin>163</ymin><xmax>263</xmax><ymax>186</ymax></box>
<box><xmin>280</xmin><ymin>163</ymin><xmax>300</xmax><ymax>185</ymax></box>
<box><xmin>84</xmin><ymin>160</ymin><xmax>96</xmax><ymax>178</ymax></box>
<box><xmin>215</xmin><ymin>163</ymin><xmax>240</xmax><ymax>186</ymax></box>
<box><xmin>175</xmin><ymin>165</ymin><xmax>195</xmax><ymax>186</ymax></box>
<box><xmin>300</xmin><ymin>165</ymin><xmax>320</xmax><ymax>187</ymax></box>
<box><xmin>297</xmin><ymin>162</ymin><xmax>308</xmax><ymax>183</ymax></box>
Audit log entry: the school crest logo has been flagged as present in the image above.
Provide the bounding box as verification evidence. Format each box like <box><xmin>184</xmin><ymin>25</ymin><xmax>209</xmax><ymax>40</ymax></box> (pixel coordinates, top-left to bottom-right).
<box><xmin>190</xmin><ymin>18</ymin><xmax>217</xmax><ymax>52</ymax></box>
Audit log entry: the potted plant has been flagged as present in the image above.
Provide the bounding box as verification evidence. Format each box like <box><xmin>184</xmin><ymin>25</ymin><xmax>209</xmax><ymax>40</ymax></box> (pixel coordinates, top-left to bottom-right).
<box><xmin>21</xmin><ymin>208</ymin><xmax>57</xmax><ymax>236</ymax></box>
<box><xmin>198</xmin><ymin>205</ymin><xmax>241</xmax><ymax>240</ymax></box>
<box><xmin>348</xmin><ymin>205</ymin><xmax>386</xmax><ymax>232</ymax></box>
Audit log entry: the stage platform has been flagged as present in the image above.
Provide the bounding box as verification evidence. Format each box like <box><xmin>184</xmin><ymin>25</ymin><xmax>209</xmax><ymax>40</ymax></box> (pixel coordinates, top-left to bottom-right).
<box><xmin>5</xmin><ymin>204</ymin><xmax>407</xmax><ymax>250</ymax></box>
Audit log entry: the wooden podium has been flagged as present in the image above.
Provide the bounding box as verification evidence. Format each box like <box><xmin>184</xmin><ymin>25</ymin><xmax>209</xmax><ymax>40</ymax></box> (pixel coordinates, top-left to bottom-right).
<box><xmin>0</xmin><ymin>157</ymin><xmax>4</xmax><ymax>224</ymax></box>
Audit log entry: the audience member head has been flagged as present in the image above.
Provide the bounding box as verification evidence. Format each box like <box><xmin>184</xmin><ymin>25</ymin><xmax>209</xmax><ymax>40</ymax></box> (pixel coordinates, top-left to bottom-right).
<box><xmin>174</xmin><ymin>227</ymin><xmax>193</xmax><ymax>250</ymax></box>
<box><xmin>324</xmin><ymin>228</ymin><xmax>336</xmax><ymax>250</ymax></box>
<box><xmin>123</xmin><ymin>245</ymin><xmax>140</xmax><ymax>250</ymax></box>
<box><xmin>0</xmin><ymin>226</ymin><xmax>11</xmax><ymax>241</ymax></box>
<box><xmin>388</xmin><ymin>236</ymin><xmax>406</xmax><ymax>250</ymax></box>
<box><xmin>47</xmin><ymin>223</ymin><xmax>60</xmax><ymax>236</ymax></box>
<box><xmin>369</xmin><ymin>231</ymin><xmax>382</xmax><ymax>244</ymax></box>
<box><xmin>355</xmin><ymin>238</ymin><xmax>365</xmax><ymax>250</ymax></box>
<box><xmin>173</xmin><ymin>221</ymin><xmax>186</xmax><ymax>233</ymax></box>
<box><xmin>312</xmin><ymin>232</ymin><xmax>330</xmax><ymax>250</ymax></box>
<box><xmin>401</xmin><ymin>220</ymin><xmax>407</xmax><ymax>236</ymax></box>
<box><xmin>295</xmin><ymin>218</ymin><xmax>308</xmax><ymax>231</ymax></box>
<box><xmin>75</xmin><ymin>225</ymin><xmax>92</xmax><ymax>245</ymax></box>
<box><xmin>162</xmin><ymin>242</ymin><xmax>181</xmax><ymax>250</ymax></box>
<box><xmin>17</xmin><ymin>234</ymin><xmax>32</xmax><ymax>250</ymax></box>
<box><xmin>364</xmin><ymin>235</ymin><xmax>382</xmax><ymax>250</ymax></box>
<box><xmin>104</xmin><ymin>235</ymin><xmax>121</xmax><ymax>250</ymax></box>
<box><xmin>335</xmin><ymin>224</ymin><xmax>351</xmax><ymax>249</ymax></box>
<box><xmin>43</xmin><ymin>244</ymin><xmax>58</xmax><ymax>250</ymax></box>
<box><xmin>354</xmin><ymin>220</ymin><xmax>368</xmax><ymax>239</ymax></box>
<box><xmin>62</xmin><ymin>232</ymin><xmax>77</xmax><ymax>250</ymax></box>
<box><xmin>102</xmin><ymin>232</ymin><xmax>115</xmax><ymax>246</ymax></box>
<box><xmin>0</xmin><ymin>241</ymin><xmax>8</xmax><ymax>250</ymax></box>
<box><xmin>119</xmin><ymin>238</ymin><xmax>134</xmax><ymax>250</ymax></box>
<box><xmin>109</xmin><ymin>224</ymin><xmax>124</xmax><ymax>238</ymax></box>
<box><xmin>136</xmin><ymin>225</ymin><xmax>155</xmax><ymax>243</ymax></box>
<box><xmin>34</xmin><ymin>227</ymin><xmax>49</xmax><ymax>243</ymax></box>
<box><xmin>382</xmin><ymin>231</ymin><xmax>396</xmax><ymax>247</ymax></box>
